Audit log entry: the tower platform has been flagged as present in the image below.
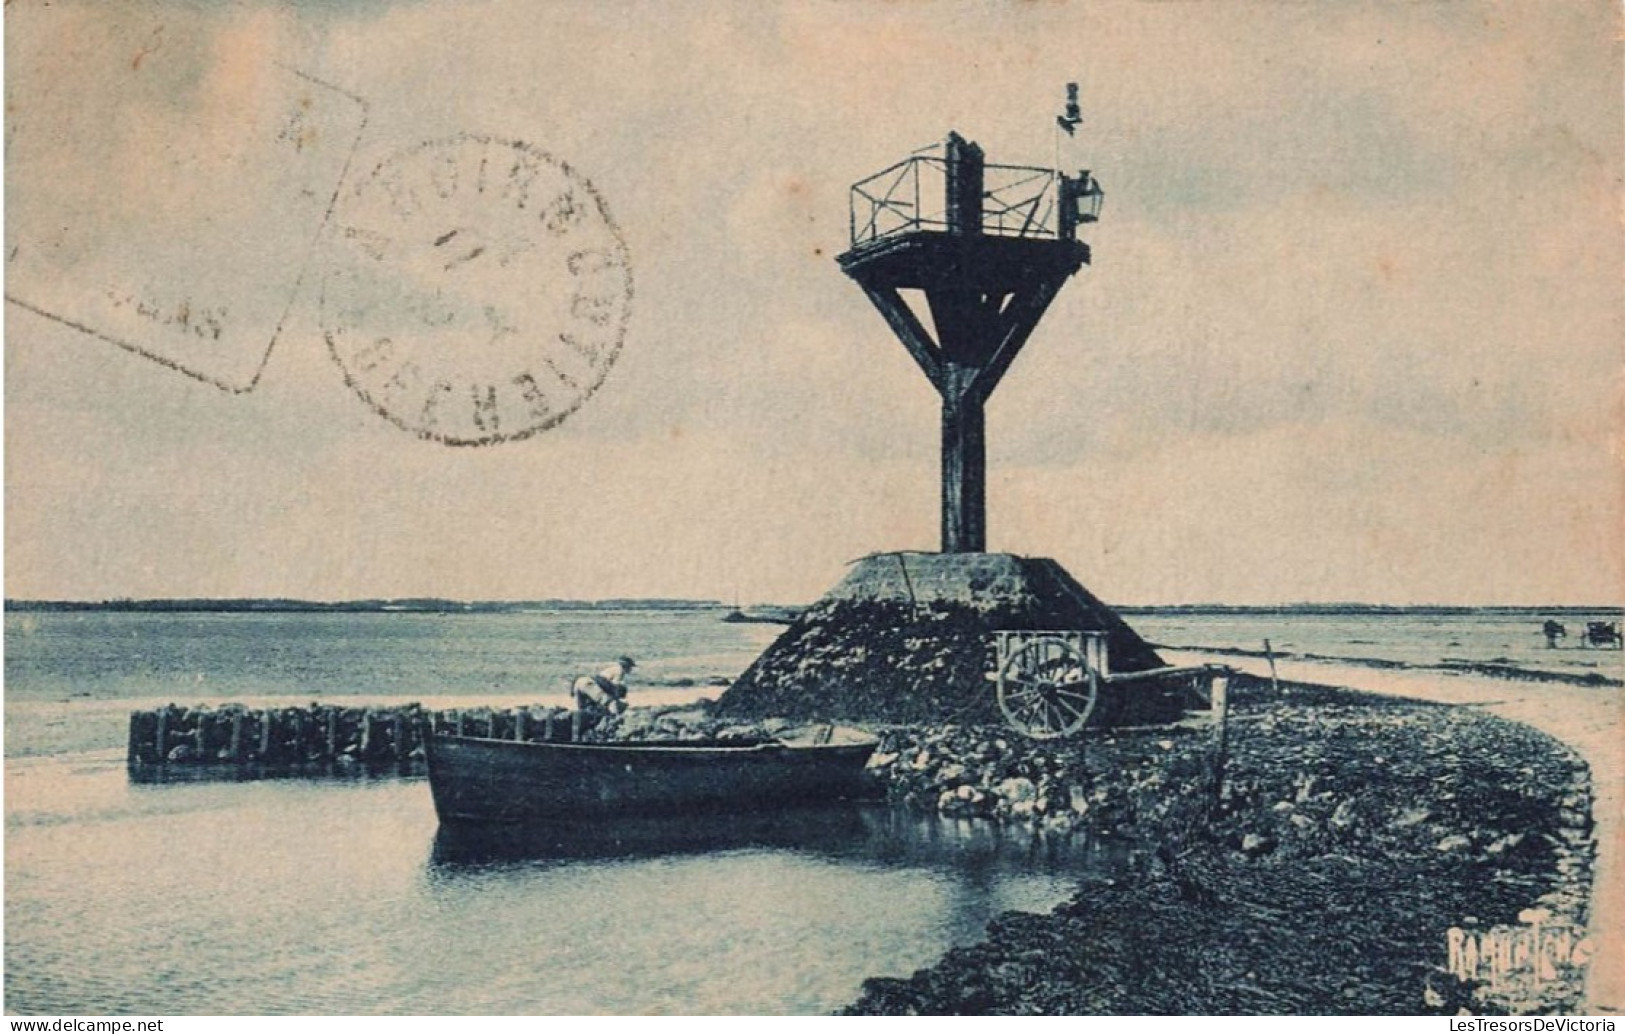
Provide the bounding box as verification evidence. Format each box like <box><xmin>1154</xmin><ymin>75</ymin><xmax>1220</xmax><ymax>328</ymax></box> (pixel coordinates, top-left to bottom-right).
<box><xmin>837</xmin><ymin>230</ymin><xmax>1087</xmax><ymax>295</ymax></box>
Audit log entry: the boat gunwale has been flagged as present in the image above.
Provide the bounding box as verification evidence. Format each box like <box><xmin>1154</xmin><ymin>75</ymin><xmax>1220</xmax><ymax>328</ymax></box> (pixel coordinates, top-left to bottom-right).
<box><xmin>428</xmin><ymin>732</ymin><xmax>878</xmax><ymax>758</ymax></box>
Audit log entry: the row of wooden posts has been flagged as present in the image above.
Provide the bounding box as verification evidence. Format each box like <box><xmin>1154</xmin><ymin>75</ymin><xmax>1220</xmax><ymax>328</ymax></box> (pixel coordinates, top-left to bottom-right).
<box><xmin>126</xmin><ymin>702</ymin><xmax>582</xmax><ymax>772</ymax></box>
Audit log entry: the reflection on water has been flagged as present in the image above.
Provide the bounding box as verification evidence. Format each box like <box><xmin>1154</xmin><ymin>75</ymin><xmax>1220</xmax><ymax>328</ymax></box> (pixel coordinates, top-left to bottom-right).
<box><xmin>416</xmin><ymin>805</ymin><xmax>1121</xmax><ymax>1015</ymax></box>
<box><xmin>6</xmin><ymin>755</ymin><xmax>1117</xmax><ymax>1015</ymax></box>
<box><xmin>429</xmin><ymin>803</ymin><xmax>1121</xmax><ymax>871</ymax></box>
<box><xmin>430</xmin><ymin>804</ymin><xmax>875</xmax><ymax>865</ymax></box>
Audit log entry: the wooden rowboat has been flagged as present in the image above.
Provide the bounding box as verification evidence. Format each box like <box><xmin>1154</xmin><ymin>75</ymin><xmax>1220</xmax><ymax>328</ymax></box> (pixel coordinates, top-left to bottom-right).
<box><xmin>425</xmin><ymin>725</ymin><xmax>879</xmax><ymax>825</ymax></box>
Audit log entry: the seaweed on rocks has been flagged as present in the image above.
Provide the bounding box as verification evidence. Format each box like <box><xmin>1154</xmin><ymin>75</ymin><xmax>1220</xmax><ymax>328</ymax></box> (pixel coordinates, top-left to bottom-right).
<box><xmin>844</xmin><ymin>677</ymin><xmax>1594</xmax><ymax>1016</ymax></box>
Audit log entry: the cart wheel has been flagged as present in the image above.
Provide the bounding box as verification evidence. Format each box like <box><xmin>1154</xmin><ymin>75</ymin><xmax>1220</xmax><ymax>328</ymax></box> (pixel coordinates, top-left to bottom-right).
<box><xmin>997</xmin><ymin>636</ymin><xmax>1097</xmax><ymax>739</ymax></box>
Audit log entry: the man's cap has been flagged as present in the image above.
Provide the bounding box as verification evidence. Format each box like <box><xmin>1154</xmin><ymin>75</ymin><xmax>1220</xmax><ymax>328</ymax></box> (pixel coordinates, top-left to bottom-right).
<box><xmin>619</xmin><ymin>655</ymin><xmax>637</xmax><ymax>669</ymax></box>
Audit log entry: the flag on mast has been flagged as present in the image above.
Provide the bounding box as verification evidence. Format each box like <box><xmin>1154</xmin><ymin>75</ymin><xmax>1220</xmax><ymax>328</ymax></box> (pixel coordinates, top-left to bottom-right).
<box><xmin>1056</xmin><ymin>82</ymin><xmax>1082</xmax><ymax>136</ymax></box>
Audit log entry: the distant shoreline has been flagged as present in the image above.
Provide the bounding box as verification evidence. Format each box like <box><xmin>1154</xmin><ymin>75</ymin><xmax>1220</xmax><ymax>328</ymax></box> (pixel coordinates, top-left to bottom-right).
<box><xmin>1118</xmin><ymin>603</ymin><xmax>1623</xmax><ymax>617</ymax></box>
<box><xmin>3</xmin><ymin>598</ymin><xmax>727</xmax><ymax>614</ymax></box>
<box><xmin>1156</xmin><ymin>643</ymin><xmax>1624</xmax><ymax>688</ymax></box>
<box><xmin>6</xmin><ymin>598</ymin><xmax>1620</xmax><ymax>616</ymax></box>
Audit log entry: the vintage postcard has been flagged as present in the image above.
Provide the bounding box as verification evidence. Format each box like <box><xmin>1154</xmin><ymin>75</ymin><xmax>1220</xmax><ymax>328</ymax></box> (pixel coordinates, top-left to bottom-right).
<box><xmin>5</xmin><ymin>0</ymin><xmax>1621</xmax><ymax>1019</ymax></box>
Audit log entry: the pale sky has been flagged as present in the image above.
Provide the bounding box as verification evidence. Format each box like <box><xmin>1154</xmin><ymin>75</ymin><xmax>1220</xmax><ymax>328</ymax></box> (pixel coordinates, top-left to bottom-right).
<box><xmin>5</xmin><ymin>1</ymin><xmax>1622</xmax><ymax>605</ymax></box>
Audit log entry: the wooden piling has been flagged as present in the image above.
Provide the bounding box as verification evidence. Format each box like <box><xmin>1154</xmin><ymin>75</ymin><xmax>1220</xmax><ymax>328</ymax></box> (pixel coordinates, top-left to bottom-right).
<box><xmin>127</xmin><ymin>711</ymin><xmax>145</xmax><ymax>766</ymax></box>
<box><xmin>1264</xmin><ymin>638</ymin><xmax>1280</xmax><ymax>695</ymax></box>
<box><xmin>514</xmin><ymin>709</ymin><xmax>528</xmax><ymax>742</ymax></box>
<box><xmin>128</xmin><ymin>701</ymin><xmax>454</xmax><ymax>773</ymax></box>
<box><xmin>154</xmin><ymin>706</ymin><xmax>170</xmax><ymax>761</ymax></box>
<box><xmin>1209</xmin><ymin>667</ymin><xmax>1233</xmax><ymax>814</ymax></box>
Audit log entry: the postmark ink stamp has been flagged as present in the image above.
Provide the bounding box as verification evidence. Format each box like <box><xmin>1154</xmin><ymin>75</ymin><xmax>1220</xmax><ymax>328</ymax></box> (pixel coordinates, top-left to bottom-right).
<box><xmin>321</xmin><ymin>135</ymin><xmax>634</xmax><ymax>446</ymax></box>
<box><xmin>4</xmin><ymin>6</ymin><xmax>367</xmax><ymax>392</ymax></box>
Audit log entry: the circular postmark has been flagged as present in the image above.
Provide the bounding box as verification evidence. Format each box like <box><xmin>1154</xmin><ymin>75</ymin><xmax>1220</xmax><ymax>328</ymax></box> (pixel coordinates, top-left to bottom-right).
<box><xmin>321</xmin><ymin>135</ymin><xmax>632</xmax><ymax>445</ymax></box>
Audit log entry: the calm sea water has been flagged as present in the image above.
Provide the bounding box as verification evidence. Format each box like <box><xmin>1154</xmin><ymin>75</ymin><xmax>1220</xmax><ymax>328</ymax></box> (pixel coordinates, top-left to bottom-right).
<box><xmin>5</xmin><ymin>605</ymin><xmax>1620</xmax><ymax>1014</ymax></box>
<box><xmin>4</xmin><ymin>609</ymin><xmax>1104</xmax><ymax>1015</ymax></box>
<box><xmin>5</xmin><ymin>754</ymin><xmax>1108</xmax><ymax>1015</ymax></box>
<box><xmin>3</xmin><ymin>610</ymin><xmax>781</xmax><ymax>759</ymax></box>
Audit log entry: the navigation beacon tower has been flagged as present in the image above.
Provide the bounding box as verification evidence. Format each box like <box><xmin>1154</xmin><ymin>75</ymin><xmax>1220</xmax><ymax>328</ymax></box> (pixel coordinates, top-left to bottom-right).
<box><xmin>715</xmin><ymin>90</ymin><xmax>1178</xmax><ymax>729</ymax></box>
<box><xmin>836</xmin><ymin>86</ymin><xmax>1104</xmax><ymax>553</ymax></box>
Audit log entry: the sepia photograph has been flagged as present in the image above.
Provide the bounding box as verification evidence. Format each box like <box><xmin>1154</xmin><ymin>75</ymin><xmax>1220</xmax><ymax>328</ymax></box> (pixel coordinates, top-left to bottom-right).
<box><xmin>4</xmin><ymin>0</ymin><xmax>1622</xmax><ymax>1018</ymax></box>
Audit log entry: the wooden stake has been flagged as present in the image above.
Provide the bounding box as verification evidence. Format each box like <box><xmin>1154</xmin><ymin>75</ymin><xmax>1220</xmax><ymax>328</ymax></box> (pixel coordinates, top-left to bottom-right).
<box><xmin>127</xmin><ymin>711</ymin><xmax>144</xmax><ymax>767</ymax></box>
<box><xmin>1209</xmin><ymin>667</ymin><xmax>1233</xmax><ymax>813</ymax></box>
<box><xmin>1264</xmin><ymin>639</ymin><xmax>1280</xmax><ymax>695</ymax></box>
<box><xmin>155</xmin><ymin>707</ymin><xmax>170</xmax><ymax>763</ymax></box>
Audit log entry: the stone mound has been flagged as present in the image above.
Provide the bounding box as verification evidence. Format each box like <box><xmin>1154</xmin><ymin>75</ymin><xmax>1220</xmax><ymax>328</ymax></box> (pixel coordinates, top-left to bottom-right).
<box><xmin>715</xmin><ymin>553</ymin><xmax>1168</xmax><ymax>725</ymax></box>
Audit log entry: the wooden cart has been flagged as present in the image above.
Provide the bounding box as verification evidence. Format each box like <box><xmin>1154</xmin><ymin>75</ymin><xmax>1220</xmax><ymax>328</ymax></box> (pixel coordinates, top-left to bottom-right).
<box><xmin>988</xmin><ymin>630</ymin><xmax>1231</xmax><ymax>739</ymax></box>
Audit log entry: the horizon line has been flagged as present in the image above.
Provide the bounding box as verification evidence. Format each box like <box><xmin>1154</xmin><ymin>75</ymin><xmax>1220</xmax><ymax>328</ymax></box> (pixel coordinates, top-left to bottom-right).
<box><xmin>5</xmin><ymin>596</ymin><xmax>1621</xmax><ymax>613</ymax></box>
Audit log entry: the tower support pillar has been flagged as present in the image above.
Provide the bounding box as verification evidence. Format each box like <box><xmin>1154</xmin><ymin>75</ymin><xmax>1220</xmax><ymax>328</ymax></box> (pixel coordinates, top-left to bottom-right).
<box><xmin>940</xmin><ymin>368</ymin><xmax>986</xmax><ymax>553</ymax></box>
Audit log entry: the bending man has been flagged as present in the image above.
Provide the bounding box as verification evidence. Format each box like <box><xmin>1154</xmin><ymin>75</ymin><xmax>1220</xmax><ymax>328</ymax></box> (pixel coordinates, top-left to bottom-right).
<box><xmin>571</xmin><ymin>655</ymin><xmax>635</xmax><ymax>739</ymax></box>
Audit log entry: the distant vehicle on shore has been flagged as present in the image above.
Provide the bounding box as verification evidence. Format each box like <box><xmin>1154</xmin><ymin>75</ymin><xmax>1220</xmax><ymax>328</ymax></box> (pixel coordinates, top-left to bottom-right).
<box><xmin>1539</xmin><ymin>619</ymin><xmax>1623</xmax><ymax>650</ymax></box>
<box><xmin>1582</xmin><ymin>621</ymin><xmax>1622</xmax><ymax>649</ymax></box>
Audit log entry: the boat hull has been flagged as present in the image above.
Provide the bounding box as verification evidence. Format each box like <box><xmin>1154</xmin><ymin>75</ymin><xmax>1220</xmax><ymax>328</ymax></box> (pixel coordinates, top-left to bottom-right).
<box><xmin>425</xmin><ymin>733</ymin><xmax>878</xmax><ymax>824</ymax></box>
<box><xmin>429</xmin><ymin>804</ymin><xmax>873</xmax><ymax>864</ymax></box>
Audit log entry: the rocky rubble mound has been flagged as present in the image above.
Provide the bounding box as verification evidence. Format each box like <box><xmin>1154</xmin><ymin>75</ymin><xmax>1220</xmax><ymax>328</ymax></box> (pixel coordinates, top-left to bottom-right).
<box><xmin>846</xmin><ymin>677</ymin><xmax>1595</xmax><ymax>1016</ymax></box>
<box><xmin>715</xmin><ymin>554</ymin><xmax>1169</xmax><ymax>725</ymax></box>
<box><xmin>865</xmin><ymin>723</ymin><xmax>1216</xmax><ymax>839</ymax></box>
<box><xmin>591</xmin><ymin>706</ymin><xmax>1221</xmax><ymax>841</ymax></box>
